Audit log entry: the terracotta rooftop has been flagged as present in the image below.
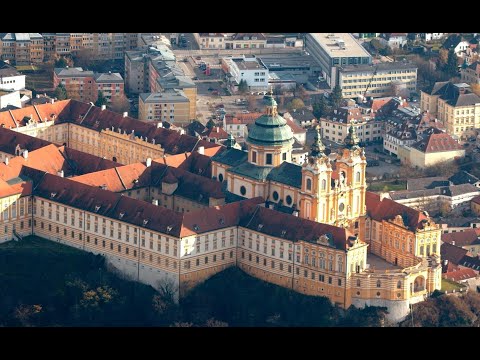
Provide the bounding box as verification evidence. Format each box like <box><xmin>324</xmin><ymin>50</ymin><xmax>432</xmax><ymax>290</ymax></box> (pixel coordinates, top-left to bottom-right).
<box><xmin>412</xmin><ymin>131</ymin><xmax>462</xmax><ymax>153</ymax></box>
<box><xmin>443</xmin><ymin>268</ymin><xmax>476</xmax><ymax>282</ymax></box>
<box><xmin>365</xmin><ymin>191</ymin><xmax>429</xmax><ymax>231</ymax></box>
<box><xmin>5</xmin><ymin>100</ymin><xmax>222</xmax><ymax>156</ymax></box>
<box><xmin>0</xmin><ymin>127</ymin><xmax>56</xmax><ymax>156</ymax></box>
<box><xmin>225</xmin><ymin>112</ymin><xmax>263</xmax><ymax>125</ymax></box>
<box><xmin>239</xmin><ymin>205</ymin><xmax>355</xmax><ymax>250</ymax></box>
<box><xmin>202</xmin><ymin>126</ymin><xmax>229</xmax><ymax>139</ymax></box>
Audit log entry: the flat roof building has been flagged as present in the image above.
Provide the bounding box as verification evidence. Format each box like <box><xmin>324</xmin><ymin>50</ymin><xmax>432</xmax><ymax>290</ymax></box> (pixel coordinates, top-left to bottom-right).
<box><xmin>305</xmin><ymin>33</ymin><xmax>372</xmax><ymax>88</ymax></box>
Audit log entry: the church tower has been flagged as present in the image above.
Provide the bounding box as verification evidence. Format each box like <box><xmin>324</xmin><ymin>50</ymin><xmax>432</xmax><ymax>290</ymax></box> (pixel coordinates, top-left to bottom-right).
<box><xmin>332</xmin><ymin>125</ymin><xmax>367</xmax><ymax>232</ymax></box>
<box><xmin>300</xmin><ymin>126</ymin><xmax>332</xmax><ymax>222</ymax></box>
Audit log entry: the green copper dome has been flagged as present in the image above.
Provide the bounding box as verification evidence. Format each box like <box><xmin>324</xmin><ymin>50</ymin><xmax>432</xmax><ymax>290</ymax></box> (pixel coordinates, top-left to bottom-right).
<box><xmin>247</xmin><ymin>95</ymin><xmax>294</xmax><ymax>147</ymax></box>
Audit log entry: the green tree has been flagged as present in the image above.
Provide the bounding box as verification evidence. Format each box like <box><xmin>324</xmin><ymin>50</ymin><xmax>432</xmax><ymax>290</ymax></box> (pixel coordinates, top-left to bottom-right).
<box><xmin>95</xmin><ymin>91</ymin><xmax>108</xmax><ymax>107</ymax></box>
<box><xmin>54</xmin><ymin>84</ymin><xmax>68</xmax><ymax>100</ymax></box>
<box><xmin>444</xmin><ymin>49</ymin><xmax>459</xmax><ymax>77</ymax></box>
<box><xmin>312</xmin><ymin>96</ymin><xmax>329</xmax><ymax>119</ymax></box>
<box><xmin>206</xmin><ymin>119</ymin><xmax>216</xmax><ymax>129</ymax></box>
<box><xmin>238</xmin><ymin>79</ymin><xmax>248</xmax><ymax>94</ymax></box>
<box><xmin>329</xmin><ymin>84</ymin><xmax>343</xmax><ymax>108</ymax></box>
<box><xmin>287</xmin><ymin>98</ymin><xmax>305</xmax><ymax>111</ymax></box>
<box><xmin>55</xmin><ymin>57</ymin><xmax>68</xmax><ymax>68</ymax></box>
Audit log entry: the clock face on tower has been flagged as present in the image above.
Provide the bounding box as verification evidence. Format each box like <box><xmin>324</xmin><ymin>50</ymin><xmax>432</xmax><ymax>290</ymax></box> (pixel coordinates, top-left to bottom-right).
<box><xmin>339</xmin><ymin>203</ymin><xmax>345</xmax><ymax>212</ymax></box>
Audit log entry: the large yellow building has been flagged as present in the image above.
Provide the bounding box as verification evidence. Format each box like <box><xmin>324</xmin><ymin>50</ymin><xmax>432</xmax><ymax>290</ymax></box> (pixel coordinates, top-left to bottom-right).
<box><xmin>0</xmin><ymin>98</ymin><xmax>442</xmax><ymax>322</ymax></box>
<box><xmin>421</xmin><ymin>81</ymin><xmax>480</xmax><ymax>139</ymax></box>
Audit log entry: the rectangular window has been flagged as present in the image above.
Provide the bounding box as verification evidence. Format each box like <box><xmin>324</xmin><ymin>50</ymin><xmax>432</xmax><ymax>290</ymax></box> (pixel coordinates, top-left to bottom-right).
<box><xmin>266</xmin><ymin>153</ymin><xmax>272</xmax><ymax>165</ymax></box>
<box><xmin>252</xmin><ymin>151</ymin><xmax>257</xmax><ymax>163</ymax></box>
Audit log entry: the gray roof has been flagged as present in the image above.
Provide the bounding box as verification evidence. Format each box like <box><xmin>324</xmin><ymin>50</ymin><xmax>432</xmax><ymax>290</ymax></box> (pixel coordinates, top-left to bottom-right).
<box><xmin>426</xmin><ymin>81</ymin><xmax>480</xmax><ymax>106</ymax></box>
<box><xmin>0</xmin><ymin>61</ymin><xmax>21</xmax><ymax>77</ymax></box>
<box><xmin>407</xmin><ymin>176</ymin><xmax>449</xmax><ymax>191</ymax></box>
<box><xmin>139</xmin><ymin>90</ymin><xmax>188</xmax><ymax>103</ymax></box>
<box><xmin>437</xmin><ymin>216</ymin><xmax>480</xmax><ymax>227</ymax></box>
<box><xmin>266</xmin><ymin>161</ymin><xmax>302</xmax><ymax>188</ymax></box>
<box><xmin>54</xmin><ymin>67</ymin><xmax>94</xmax><ymax>77</ymax></box>
<box><xmin>94</xmin><ymin>72</ymin><xmax>123</xmax><ymax>83</ymax></box>
<box><xmin>449</xmin><ymin>170</ymin><xmax>480</xmax><ymax>186</ymax></box>
<box><xmin>211</xmin><ymin>148</ymin><xmax>248</xmax><ymax>167</ymax></box>
<box><xmin>228</xmin><ymin>162</ymin><xmax>272</xmax><ymax>181</ymax></box>
<box><xmin>390</xmin><ymin>183</ymin><xmax>479</xmax><ymax>200</ymax></box>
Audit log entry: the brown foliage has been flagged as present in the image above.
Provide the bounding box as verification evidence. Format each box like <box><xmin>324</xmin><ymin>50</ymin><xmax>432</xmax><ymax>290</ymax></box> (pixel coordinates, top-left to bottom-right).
<box><xmin>109</xmin><ymin>94</ymin><xmax>130</xmax><ymax>114</ymax></box>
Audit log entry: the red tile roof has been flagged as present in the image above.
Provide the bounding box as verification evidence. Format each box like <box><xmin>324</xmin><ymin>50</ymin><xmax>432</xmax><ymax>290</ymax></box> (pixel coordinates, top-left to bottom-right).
<box><xmin>225</xmin><ymin>112</ymin><xmax>263</xmax><ymax>125</ymax></box>
<box><xmin>286</xmin><ymin>118</ymin><xmax>306</xmax><ymax>134</ymax></box>
<box><xmin>0</xmin><ymin>127</ymin><xmax>56</xmax><ymax>156</ymax></box>
<box><xmin>203</xmin><ymin>126</ymin><xmax>228</xmax><ymax>139</ymax></box>
<box><xmin>0</xmin><ymin>178</ymin><xmax>31</xmax><ymax>198</ymax></box>
<box><xmin>442</xmin><ymin>229</ymin><xmax>480</xmax><ymax>247</ymax></box>
<box><xmin>180</xmin><ymin>197</ymin><xmax>264</xmax><ymax>237</ymax></box>
<box><xmin>413</xmin><ymin>131</ymin><xmax>462</xmax><ymax>153</ymax></box>
<box><xmin>443</xmin><ymin>268</ymin><xmax>477</xmax><ymax>282</ymax></box>
<box><xmin>365</xmin><ymin>191</ymin><xmax>429</xmax><ymax>230</ymax></box>
<box><xmin>239</xmin><ymin>205</ymin><xmax>355</xmax><ymax>250</ymax></box>
<box><xmin>7</xmin><ymin>100</ymin><xmax>222</xmax><ymax>156</ymax></box>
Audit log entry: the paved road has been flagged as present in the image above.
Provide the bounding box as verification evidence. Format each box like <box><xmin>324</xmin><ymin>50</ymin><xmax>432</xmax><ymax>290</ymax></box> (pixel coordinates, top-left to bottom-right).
<box><xmin>173</xmin><ymin>48</ymin><xmax>303</xmax><ymax>57</ymax></box>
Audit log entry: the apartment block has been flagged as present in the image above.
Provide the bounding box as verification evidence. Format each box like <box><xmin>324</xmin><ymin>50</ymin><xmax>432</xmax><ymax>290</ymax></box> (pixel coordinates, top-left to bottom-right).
<box><xmin>138</xmin><ymin>90</ymin><xmax>191</xmax><ymax>124</ymax></box>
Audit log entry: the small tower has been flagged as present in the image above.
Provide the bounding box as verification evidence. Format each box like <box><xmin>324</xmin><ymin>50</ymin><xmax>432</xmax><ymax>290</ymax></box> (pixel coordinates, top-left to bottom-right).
<box><xmin>300</xmin><ymin>126</ymin><xmax>332</xmax><ymax>222</ymax></box>
<box><xmin>225</xmin><ymin>133</ymin><xmax>236</xmax><ymax>148</ymax></box>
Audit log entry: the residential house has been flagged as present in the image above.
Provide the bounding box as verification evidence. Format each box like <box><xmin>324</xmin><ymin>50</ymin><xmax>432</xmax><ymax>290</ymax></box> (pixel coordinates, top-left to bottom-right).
<box><xmin>379</xmin><ymin>33</ymin><xmax>408</xmax><ymax>49</ymax></box>
<box><xmin>442</xmin><ymin>229</ymin><xmax>480</xmax><ymax>257</ymax></box>
<box><xmin>442</xmin><ymin>34</ymin><xmax>470</xmax><ymax>57</ymax></box>
<box><xmin>0</xmin><ymin>60</ymin><xmax>25</xmax><ymax>91</ymax></box>
<box><xmin>461</xmin><ymin>61</ymin><xmax>480</xmax><ymax>85</ymax></box>
<box><xmin>221</xmin><ymin>55</ymin><xmax>269</xmax><ymax>92</ymax></box>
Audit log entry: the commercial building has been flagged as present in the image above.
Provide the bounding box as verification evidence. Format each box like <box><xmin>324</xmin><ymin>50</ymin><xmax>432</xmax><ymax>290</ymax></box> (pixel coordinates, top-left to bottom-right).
<box><xmin>338</xmin><ymin>62</ymin><xmax>417</xmax><ymax>100</ymax></box>
<box><xmin>305</xmin><ymin>33</ymin><xmax>372</xmax><ymax>88</ymax></box>
<box><xmin>221</xmin><ymin>55</ymin><xmax>269</xmax><ymax>91</ymax></box>
<box><xmin>194</xmin><ymin>33</ymin><xmax>267</xmax><ymax>50</ymax></box>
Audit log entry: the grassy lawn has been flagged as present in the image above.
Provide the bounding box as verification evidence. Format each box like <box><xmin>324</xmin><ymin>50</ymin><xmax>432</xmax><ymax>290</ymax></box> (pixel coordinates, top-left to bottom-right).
<box><xmin>441</xmin><ymin>278</ymin><xmax>467</xmax><ymax>293</ymax></box>
<box><xmin>15</xmin><ymin>65</ymin><xmax>40</xmax><ymax>72</ymax></box>
<box><xmin>368</xmin><ymin>180</ymin><xmax>407</xmax><ymax>192</ymax></box>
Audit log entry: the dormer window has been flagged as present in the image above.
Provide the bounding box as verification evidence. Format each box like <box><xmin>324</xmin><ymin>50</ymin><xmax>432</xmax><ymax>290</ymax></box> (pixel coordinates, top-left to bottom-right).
<box><xmin>50</xmin><ymin>192</ymin><xmax>57</xmax><ymax>198</ymax></box>
<box><xmin>219</xmin><ymin>218</ymin><xmax>225</xmax><ymax>225</ymax></box>
<box><xmin>257</xmin><ymin>224</ymin><xmax>264</xmax><ymax>231</ymax></box>
<box><xmin>119</xmin><ymin>212</ymin><xmax>125</xmax><ymax>219</ymax></box>
<box><xmin>193</xmin><ymin>224</ymin><xmax>199</xmax><ymax>231</ymax></box>
<box><xmin>94</xmin><ymin>205</ymin><xmax>101</xmax><ymax>212</ymax></box>
<box><xmin>281</xmin><ymin>230</ymin><xmax>287</xmax><ymax>238</ymax></box>
<box><xmin>143</xmin><ymin>219</ymin><xmax>149</xmax><ymax>226</ymax></box>
<box><xmin>166</xmin><ymin>225</ymin><xmax>173</xmax><ymax>233</ymax></box>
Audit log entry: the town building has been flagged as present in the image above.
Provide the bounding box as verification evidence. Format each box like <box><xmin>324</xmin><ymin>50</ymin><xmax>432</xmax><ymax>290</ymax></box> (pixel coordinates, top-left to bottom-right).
<box><xmin>442</xmin><ymin>230</ymin><xmax>480</xmax><ymax>257</ymax></box>
<box><xmin>0</xmin><ymin>60</ymin><xmax>26</xmax><ymax>91</ymax></box>
<box><xmin>0</xmin><ymin>90</ymin><xmax>21</xmax><ymax>110</ymax></box>
<box><xmin>421</xmin><ymin>33</ymin><xmax>447</xmax><ymax>42</ymax></box>
<box><xmin>138</xmin><ymin>90</ymin><xmax>191</xmax><ymax>124</ymax></box>
<box><xmin>461</xmin><ymin>61</ymin><xmax>480</xmax><ymax>85</ymax></box>
<box><xmin>338</xmin><ymin>62</ymin><xmax>417</xmax><ymax>100</ymax></box>
<box><xmin>442</xmin><ymin>34</ymin><xmax>470</xmax><ymax>57</ymax></box>
<box><xmin>420</xmin><ymin>81</ymin><xmax>480</xmax><ymax>139</ymax></box>
<box><xmin>53</xmin><ymin>67</ymin><xmax>125</xmax><ymax>104</ymax></box>
<box><xmin>221</xmin><ymin>55</ymin><xmax>269</xmax><ymax>92</ymax></box>
<box><xmin>194</xmin><ymin>33</ymin><xmax>227</xmax><ymax>49</ymax></box>
<box><xmin>0</xmin><ymin>33</ymin><xmax>44</xmax><ymax>65</ymax></box>
<box><xmin>305</xmin><ymin>33</ymin><xmax>372</xmax><ymax>88</ymax></box>
<box><xmin>379</xmin><ymin>33</ymin><xmax>408</xmax><ymax>49</ymax></box>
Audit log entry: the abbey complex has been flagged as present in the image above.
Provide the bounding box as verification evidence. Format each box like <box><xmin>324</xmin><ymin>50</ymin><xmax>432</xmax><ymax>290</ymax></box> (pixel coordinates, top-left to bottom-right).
<box><xmin>0</xmin><ymin>96</ymin><xmax>441</xmax><ymax>322</ymax></box>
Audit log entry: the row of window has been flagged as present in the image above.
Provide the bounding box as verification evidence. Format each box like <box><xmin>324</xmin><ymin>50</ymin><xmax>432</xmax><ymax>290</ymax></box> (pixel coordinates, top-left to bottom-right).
<box><xmin>183</xmin><ymin>251</ymin><xmax>234</xmax><ymax>269</ymax></box>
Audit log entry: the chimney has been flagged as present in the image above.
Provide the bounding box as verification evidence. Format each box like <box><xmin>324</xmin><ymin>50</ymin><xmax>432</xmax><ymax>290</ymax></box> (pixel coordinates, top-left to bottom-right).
<box><xmin>452</xmin><ymin>240</ymin><xmax>455</xmax><ymax>246</ymax></box>
<box><xmin>23</xmin><ymin>150</ymin><xmax>28</xmax><ymax>160</ymax></box>
<box><xmin>292</xmin><ymin>210</ymin><xmax>299</xmax><ymax>217</ymax></box>
<box><xmin>123</xmin><ymin>111</ymin><xmax>128</xmax><ymax>117</ymax></box>
<box><xmin>50</xmin><ymin>98</ymin><xmax>55</xmax><ymax>104</ymax></box>
<box><xmin>101</xmin><ymin>105</ymin><xmax>106</xmax><ymax>111</ymax></box>
<box><xmin>4</xmin><ymin>157</ymin><xmax>8</xmax><ymax>165</ymax></box>
<box><xmin>57</xmin><ymin>170</ymin><xmax>64</xmax><ymax>178</ymax></box>
<box><xmin>157</xmin><ymin>122</ymin><xmax>163</xmax><ymax>128</ymax></box>
<box><xmin>146</xmin><ymin>157</ymin><xmax>152</xmax><ymax>167</ymax></box>
<box><xmin>198</xmin><ymin>146</ymin><xmax>205</xmax><ymax>155</ymax></box>
<box><xmin>152</xmin><ymin>199</ymin><xmax>159</xmax><ymax>206</ymax></box>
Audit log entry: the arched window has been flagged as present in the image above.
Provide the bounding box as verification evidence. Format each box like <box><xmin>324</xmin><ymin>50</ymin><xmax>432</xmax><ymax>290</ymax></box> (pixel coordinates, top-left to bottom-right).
<box><xmin>321</xmin><ymin>179</ymin><xmax>326</xmax><ymax>190</ymax></box>
<box><xmin>319</xmin><ymin>253</ymin><xmax>325</xmax><ymax>269</ymax></box>
<box><xmin>356</xmin><ymin>171</ymin><xmax>361</xmax><ymax>183</ymax></box>
<box><xmin>304</xmin><ymin>254</ymin><xmax>309</xmax><ymax>264</ymax></box>
<box><xmin>328</xmin><ymin>255</ymin><xmax>333</xmax><ymax>271</ymax></box>
<box><xmin>306</xmin><ymin>178</ymin><xmax>312</xmax><ymax>191</ymax></box>
<box><xmin>218</xmin><ymin>173</ymin><xmax>224</xmax><ymax>183</ymax></box>
<box><xmin>376</xmin><ymin>280</ymin><xmax>381</xmax><ymax>288</ymax></box>
<box><xmin>240</xmin><ymin>186</ymin><xmax>246</xmax><ymax>196</ymax></box>
<box><xmin>337</xmin><ymin>255</ymin><xmax>343</xmax><ymax>272</ymax></box>
<box><xmin>356</xmin><ymin>279</ymin><xmax>361</xmax><ymax>287</ymax></box>
<box><xmin>397</xmin><ymin>280</ymin><xmax>402</xmax><ymax>289</ymax></box>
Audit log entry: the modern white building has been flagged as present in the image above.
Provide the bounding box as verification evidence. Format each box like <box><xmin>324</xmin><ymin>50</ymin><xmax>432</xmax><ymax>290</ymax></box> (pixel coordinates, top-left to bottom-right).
<box><xmin>0</xmin><ymin>61</ymin><xmax>26</xmax><ymax>91</ymax></box>
<box><xmin>422</xmin><ymin>33</ymin><xmax>446</xmax><ymax>42</ymax></box>
<box><xmin>221</xmin><ymin>55</ymin><xmax>269</xmax><ymax>91</ymax></box>
<box><xmin>0</xmin><ymin>90</ymin><xmax>21</xmax><ymax>109</ymax></box>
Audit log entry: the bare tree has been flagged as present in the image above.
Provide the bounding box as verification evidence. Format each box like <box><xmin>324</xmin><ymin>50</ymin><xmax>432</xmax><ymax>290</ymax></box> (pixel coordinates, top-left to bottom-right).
<box><xmin>109</xmin><ymin>94</ymin><xmax>131</xmax><ymax>114</ymax></box>
<box><xmin>247</xmin><ymin>95</ymin><xmax>257</xmax><ymax>112</ymax></box>
<box><xmin>73</xmin><ymin>48</ymin><xmax>95</xmax><ymax>69</ymax></box>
